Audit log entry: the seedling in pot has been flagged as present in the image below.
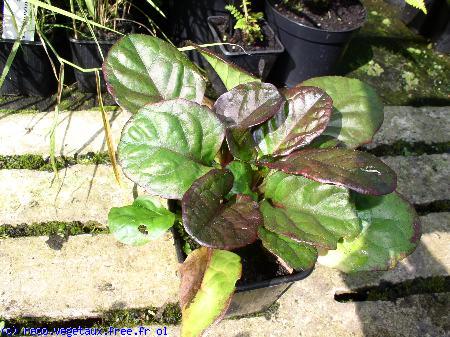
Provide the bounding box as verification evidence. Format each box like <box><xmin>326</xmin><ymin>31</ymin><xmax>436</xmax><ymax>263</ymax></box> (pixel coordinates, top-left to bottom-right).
<box><xmin>225</xmin><ymin>0</ymin><xmax>264</xmax><ymax>45</ymax></box>
<box><xmin>103</xmin><ymin>35</ymin><xmax>421</xmax><ymax>337</ymax></box>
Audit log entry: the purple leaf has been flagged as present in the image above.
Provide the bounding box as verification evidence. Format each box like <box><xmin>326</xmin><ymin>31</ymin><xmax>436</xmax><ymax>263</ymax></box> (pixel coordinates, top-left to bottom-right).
<box><xmin>264</xmin><ymin>148</ymin><xmax>397</xmax><ymax>195</ymax></box>
<box><xmin>182</xmin><ymin>169</ymin><xmax>262</xmax><ymax>250</ymax></box>
<box><xmin>214</xmin><ymin>82</ymin><xmax>285</xmax><ymax>129</ymax></box>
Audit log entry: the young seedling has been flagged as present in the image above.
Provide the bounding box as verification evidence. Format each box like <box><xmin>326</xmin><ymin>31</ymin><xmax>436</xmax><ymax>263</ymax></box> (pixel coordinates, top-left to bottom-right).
<box><xmin>225</xmin><ymin>0</ymin><xmax>264</xmax><ymax>45</ymax></box>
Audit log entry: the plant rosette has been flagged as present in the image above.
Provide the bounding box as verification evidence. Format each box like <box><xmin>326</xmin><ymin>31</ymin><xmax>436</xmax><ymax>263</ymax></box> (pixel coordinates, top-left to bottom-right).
<box><xmin>103</xmin><ymin>34</ymin><xmax>421</xmax><ymax>337</ymax></box>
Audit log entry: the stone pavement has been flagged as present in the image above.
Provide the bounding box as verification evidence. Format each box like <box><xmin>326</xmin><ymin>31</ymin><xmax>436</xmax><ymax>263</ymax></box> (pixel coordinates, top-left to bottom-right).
<box><xmin>0</xmin><ymin>107</ymin><xmax>448</xmax><ymax>337</ymax></box>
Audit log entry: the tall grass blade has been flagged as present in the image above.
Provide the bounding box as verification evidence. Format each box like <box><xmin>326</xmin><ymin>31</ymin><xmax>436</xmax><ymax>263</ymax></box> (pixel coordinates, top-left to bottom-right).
<box><xmin>95</xmin><ymin>70</ymin><xmax>121</xmax><ymax>185</ymax></box>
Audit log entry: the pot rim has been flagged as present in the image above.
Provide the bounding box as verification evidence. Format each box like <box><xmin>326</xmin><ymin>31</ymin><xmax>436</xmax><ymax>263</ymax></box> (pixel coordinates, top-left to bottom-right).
<box><xmin>265</xmin><ymin>0</ymin><xmax>367</xmax><ymax>34</ymax></box>
<box><xmin>0</xmin><ymin>38</ymin><xmax>43</xmax><ymax>46</ymax></box>
<box><xmin>207</xmin><ymin>15</ymin><xmax>285</xmax><ymax>56</ymax></box>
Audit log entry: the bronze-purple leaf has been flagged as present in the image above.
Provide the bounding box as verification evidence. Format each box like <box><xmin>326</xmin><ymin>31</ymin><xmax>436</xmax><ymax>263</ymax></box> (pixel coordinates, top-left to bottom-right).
<box><xmin>264</xmin><ymin>148</ymin><xmax>397</xmax><ymax>196</ymax></box>
<box><xmin>253</xmin><ymin>86</ymin><xmax>333</xmax><ymax>157</ymax></box>
<box><xmin>179</xmin><ymin>247</ymin><xmax>212</xmax><ymax>309</ymax></box>
<box><xmin>213</xmin><ymin>82</ymin><xmax>285</xmax><ymax>129</ymax></box>
<box><xmin>182</xmin><ymin>169</ymin><xmax>262</xmax><ymax>250</ymax></box>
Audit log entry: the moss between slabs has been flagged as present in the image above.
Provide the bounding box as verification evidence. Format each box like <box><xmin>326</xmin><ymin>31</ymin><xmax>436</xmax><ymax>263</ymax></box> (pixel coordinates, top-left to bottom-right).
<box><xmin>0</xmin><ymin>153</ymin><xmax>110</xmax><ymax>171</ymax></box>
<box><xmin>0</xmin><ymin>304</ymin><xmax>182</xmax><ymax>334</ymax></box>
<box><xmin>337</xmin><ymin>0</ymin><xmax>450</xmax><ymax>106</ymax></box>
<box><xmin>0</xmin><ymin>221</ymin><xmax>107</xmax><ymax>239</ymax></box>
<box><xmin>365</xmin><ymin>141</ymin><xmax>450</xmax><ymax>157</ymax></box>
<box><xmin>335</xmin><ymin>276</ymin><xmax>450</xmax><ymax>302</ymax></box>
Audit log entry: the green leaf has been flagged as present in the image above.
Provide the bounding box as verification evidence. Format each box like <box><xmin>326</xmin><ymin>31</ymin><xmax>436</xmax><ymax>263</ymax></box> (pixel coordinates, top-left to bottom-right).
<box><xmin>405</xmin><ymin>0</ymin><xmax>427</xmax><ymax>14</ymax></box>
<box><xmin>180</xmin><ymin>247</ymin><xmax>242</xmax><ymax>337</ymax></box>
<box><xmin>182</xmin><ymin>169</ymin><xmax>262</xmax><ymax>249</ymax></box>
<box><xmin>258</xmin><ymin>226</ymin><xmax>318</xmax><ymax>271</ymax></box>
<box><xmin>265</xmin><ymin>148</ymin><xmax>397</xmax><ymax>196</ymax></box>
<box><xmin>214</xmin><ymin>82</ymin><xmax>285</xmax><ymax>129</ymax></box>
<box><xmin>253</xmin><ymin>86</ymin><xmax>333</xmax><ymax>157</ymax></box>
<box><xmin>118</xmin><ymin>99</ymin><xmax>225</xmax><ymax>199</ymax></box>
<box><xmin>302</xmin><ymin>76</ymin><xmax>384</xmax><ymax>148</ymax></box>
<box><xmin>187</xmin><ymin>43</ymin><xmax>259</xmax><ymax>90</ymax></box>
<box><xmin>318</xmin><ymin>193</ymin><xmax>421</xmax><ymax>272</ymax></box>
<box><xmin>225</xmin><ymin>127</ymin><xmax>259</xmax><ymax>163</ymax></box>
<box><xmin>262</xmin><ymin>171</ymin><xmax>361</xmax><ymax>248</ymax></box>
<box><xmin>83</xmin><ymin>0</ymin><xmax>96</xmax><ymax>18</ymax></box>
<box><xmin>226</xmin><ymin>160</ymin><xmax>258</xmax><ymax>200</ymax></box>
<box><xmin>104</xmin><ymin>35</ymin><xmax>206</xmax><ymax>114</ymax></box>
<box><xmin>108</xmin><ymin>196</ymin><xmax>175</xmax><ymax>246</ymax></box>
<box><xmin>260</xmin><ymin>200</ymin><xmax>339</xmax><ymax>249</ymax></box>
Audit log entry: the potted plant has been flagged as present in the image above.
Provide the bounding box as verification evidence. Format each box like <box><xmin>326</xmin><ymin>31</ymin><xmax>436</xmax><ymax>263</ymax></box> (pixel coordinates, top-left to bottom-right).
<box><xmin>264</xmin><ymin>0</ymin><xmax>368</xmax><ymax>87</ymax></box>
<box><xmin>102</xmin><ymin>34</ymin><xmax>421</xmax><ymax>337</ymax></box>
<box><xmin>0</xmin><ymin>0</ymin><xmax>57</xmax><ymax>96</ymax></box>
<box><xmin>206</xmin><ymin>0</ymin><xmax>284</xmax><ymax>85</ymax></box>
<box><xmin>68</xmin><ymin>0</ymin><xmax>163</xmax><ymax>93</ymax></box>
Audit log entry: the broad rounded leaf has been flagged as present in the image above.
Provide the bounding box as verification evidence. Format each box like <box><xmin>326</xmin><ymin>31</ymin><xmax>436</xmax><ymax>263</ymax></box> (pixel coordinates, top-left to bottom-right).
<box><xmin>118</xmin><ymin>99</ymin><xmax>225</xmax><ymax>199</ymax></box>
<box><xmin>318</xmin><ymin>193</ymin><xmax>421</xmax><ymax>272</ymax></box>
<box><xmin>187</xmin><ymin>42</ymin><xmax>259</xmax><ymax>90</ymax></box>
<box><xmin>180</xmin><ymin>247</ymin><xmax>241</xmax><ymax>337</ymax></box>
<box><xmin>302</xmin><ymin>76</ymin><xmax>384</xmax><ymax>148</ymax></box>
<box><xmin>108</xmin><ymin>196</ymin><xmax>175</xmax><ymax>246</ymax></box>
<box><xmin>226</xmin><ymin>160</ymin><xmax>257</xmax><ymax>200</ymax></box>
<box><xmin>253</xmin><ymin>86</ymin><xmax>333</xmax><ymax>157</ymax></box>
<box><xmin>263</xmin><ymin>171</ymin><xmax>361</xmax><ymax>247</ymax></box>
<box><xmin>214</xmin><ymin>82</ymin><xmax>285</xmax><ymax>129</ymax></box>
<box><xmin>104</xmin><ymin>35</ymin><xmax>206</xmax><ymax>113</ymax></box>
<box><xmin>258</xmin><ymin>226</ymin><xmax>318</xmax><ymax>271</ymax></box>
<box><xmin>260</xmin><ymin>200</ymin><xmax>339</xmax><ymax>249</ymax></box>
<box><xmin>265</xmin><ymin>148</ymin><xmax>397</xmax><ymax>196</ymax></box>
<box><xmin>182</xmin><ymin>169</ymin><xmax>262</xmax><ymax>250</ymax></box>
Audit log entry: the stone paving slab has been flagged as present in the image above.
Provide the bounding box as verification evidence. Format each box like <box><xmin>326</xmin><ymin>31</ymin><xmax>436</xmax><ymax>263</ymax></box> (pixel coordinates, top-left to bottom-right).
<box><xmin>0</xmin><ymin>107</ymin><xmax>448</xmax><ymax>157</ymax></box>
<box><xmin>369</xmin><ymin>106</ymin><xmax>450</xmax><ymax>146</ymax></box>
<box><xmin>0</xmin><ymin>109</ymin><xmax>131</xmax><ymax>156</ymax></box>
<box><xmin>0</xmin><ymin>233</ymin><xmax>179</xmax><ymax>320</ymax></box>
<box><xmin>206</xmin><ymin>274</ymin><xmax>449</xmax><ymax>337</ymax></box>
<box><xmin>381</xmin><ymin>154</ymin><xmax>449</xmax><ymax>204</ymax></box>
<box><xmin>0</xmin><ymin>165</ymin><xmax>137</xmax><ymax>225</ymax></box>
<box><xmin>0</xmin><ymin>213</ymin><xmax>447</xmax><ymax>322</ymax></box>
<box><xmin>1</xmin><ymin>154</ymin><xmax>445</xmax><ymax>226</ymax></box>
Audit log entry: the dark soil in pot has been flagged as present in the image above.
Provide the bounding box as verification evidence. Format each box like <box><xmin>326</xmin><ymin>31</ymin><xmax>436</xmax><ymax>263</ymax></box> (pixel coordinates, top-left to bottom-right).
<box><xmin>206</xmin><ymin>16</ymin><xmax>284</xmax><ymax>95</ymax></box>
<box><xmin>265</xmin><ymin>0</ymin><xmax>367</xmax><ymax>87</ymax></box>
<box><xmin>274</xmin><ymin>0</ymin><xmax>366</xmax><ymax>31</ymax></box>
<box><xmin>172</xmin><ymin>222</ymin><xmax>313</xmax><ymax>318</ymax></box>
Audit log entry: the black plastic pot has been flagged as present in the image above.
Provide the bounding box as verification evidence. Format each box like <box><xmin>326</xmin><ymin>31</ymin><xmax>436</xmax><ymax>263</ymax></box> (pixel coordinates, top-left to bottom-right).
<box><xmin>169</xmin><ymin>0</ymin><xmax>228</xmax><ymax>44</ymax></box>
<box><xmin>69</xmin><ymin>38</ymin><xmax>115</xmax><ymax>93</ymax></box>
<box><xmin>265</xmin><ymin>0</ymin><xmax>367</xmax><ymax>87</ymax></box>
<box><xmin>207</xmin><ymin>16</ymin><xmax>284</xmax><ymax>95</ymax></box>
<box><xmin>0</xmin><ymin>39</ymin><xmax>57</xmax><ymax>96</ymax></box>
<box><xmin>172</xmin><ymin>227</ymin><xmax>314</xmax><ymax>318</ymax></box>
<box><xmin>386</xmin><ymin>0</ymin><xmax>448</xmax><ymax>37</ymax></box>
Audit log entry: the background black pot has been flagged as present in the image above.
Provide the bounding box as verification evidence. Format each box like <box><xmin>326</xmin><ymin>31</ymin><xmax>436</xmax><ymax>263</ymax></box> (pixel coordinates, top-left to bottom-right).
<box><xmin>69</xmin><ymin>38</ymin><xmax>115</xmax><ymax>93</ymax></box>
<box><xmin>265</xmin><ymin>0</ymin><xmax>367</xmax><ymax>87</ymax></box>
<box><xmin>207</xmin><ymin>16</ymin><xmax>284</xmax><ymax>95</ymax></box>
<box><xmin>385</xmin><ymin>0</ymin><xmax>449</xmax><ymax>53</ymax></box>
<box><xmin>0</xmin><ymin>39</ymin><xmax>57</xmax><ymax>96</ymax></box>
<box><xmin>172</xmin><ymin>227</ymin><xmax>314</xmax><ymax>318</ymax></box>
